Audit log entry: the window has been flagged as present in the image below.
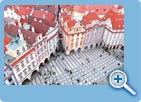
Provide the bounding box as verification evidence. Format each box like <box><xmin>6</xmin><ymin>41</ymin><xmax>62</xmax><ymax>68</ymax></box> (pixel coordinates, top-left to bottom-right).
<box><xmin>71</xmin><ymin>38</ymin><xmax>73</xmax><ymax>42</ymax></box>
<box><xmin>37</xmin><ymin>50</ymin><xmax>40</xmax><ymax>55</ymax></box>
<box><xmin>36</xmin><ymin>45</ymin><xmax>39</xmax><ymax>49</ymax></box>
<box><xmin>22</xmin><ymin>46</ymin><xmax>25</xmax><ymax>52</ymax></box>
<box><xmin>30</xmin><ymin>53</ymin><xmax>33</xmax><ymax>60</ymax></box>
<box><xmin>18</xmin><ymin>73</ymin><xmax>23</xmax><ymax>80</ymax></box>
<box><xmin>15</xmin><ymin>64</ymin><xmax>20</xmax><ymax>72</ymax></box>
<box><xmin>25</xmin><ymin>57</ymin><xmax>29</xmax><ymax>64</ymax></box>
<box><xmin>41</xmin><ymin>47</ymin><xmax>43</xmax><ymax>52</ymax></box>
<box><xmin>32</xmin><ymin>61</ymin><xmax>35</xmax><ymax>67</ymax></box>
<box><xmin>40</xmin><ymin>42</ymin><xmax>42</xmax><ymax>46</ymax></box>
<box><xmin>28</xmin><ymin>65</ymin><xmax>31</xmax><ymax>71</ymax></box>
<box><xmin>44</xmin><ymin>45</ymin><xmax>46</xmax><ymax>49</ymax></box>
<box><xmin>16</xmin><ymin>50</ymin><xmax>20</xmax><ymax>56</ymax></box>
<box><xmin>23</xmin><ymin>69</ymin><xmax>27</xmax><ymax>75</ymax></box>
<box><xmin>20</xmin><ymin>60</ymin><xmax>24</xmax><ymax>68</ymax></box>
<box><xmin>8</xmin><ymin>77</ymin><xmax>12</xmax><ymax>82</ymax></box>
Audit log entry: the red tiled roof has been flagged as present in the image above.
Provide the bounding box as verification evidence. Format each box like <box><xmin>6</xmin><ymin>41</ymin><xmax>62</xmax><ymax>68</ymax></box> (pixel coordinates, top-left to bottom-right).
<box><xmin>11</xmin><ymin>5</ymin><xmax>32</xmax><ymax>16</ymax></box>
<box><xmin>61</xmin><ymin>12</ymin><xmax>67</xmax><ymax>17</ymax></box>
<box><xmin>84</xmin><ymin>5</ymin><xmax>117</xmax><ymax>15</ymax></box>
<box><xmin>102</xmin><ymin>10</ymin><xmax>124</xmax><ymax>30</ymax></box>
<box><xmin>21</xmin><ymin>28</ymin><xmax>37</xmax><ymax>45</ymax></box>
<box><xmin>60</xmin><ymin>5</ymin><xmax>117</xmax><ymax>15</ymax></box>
<box><xmin>32</xmin><ymin>10</ymin><xmax>54</xmax><ymax>21</ymax></box>
<box><xmin>30</xmin><ymin>21</ymin><xmax>49</xmax><ymax>36</ymax></box>
<box><xmin>67</xmin><ymin>19</ymin><xmax>77</xmax><ymax>28</ymax></box>
<box><xmin>73</xmin><ymin>5</ymin><xmax>85</xmax><ymax>13</ymax></box>
<box><xmin>60</xmin><ymin>5</ymin><xmax>73</xmax><ymax>11</ymax></box>
<box><xmin>4</xmin><ymin>24</ymin><xmax>19</xmax><ymax>36</ymax></box>
<box><xmin>4</xmin><ymin>24</ymin><xmax>38</xmax><ymax>45</ymax></box>
<box><xmin>28</xmin><ymin>16</ymin><xmax>56</xmax><ymax>28</ymax></box>
<box><xmin>60</xmin><ymin>5</ymin><xmax>67</xmax><ymax>8</ymax></box>
<box><xmin>20</xmin><ymin>18</ymin><xmax>28</xmax><ymax>26</ymax></box>
<box><xmin>102</xmin><ymin>10</ymin><xmax>118</xmax><ymax>21</ymax></box>
<box><xmin>117</xmin><ymin>5</ymin><xmax>124</xmax><ymax>9</ymax></box>
<box><xmin>4</xmin><ymin>36</ymin><xmax>12</xmax><ymax>53</ymax></box>
<box><xmin>63</xmin><ymin>15</ymin><xmax>71</xmax><ymax>22</ymax></box>
<box><xmin>81</xmin><ymin>12</ymin><xmax>102</xmax><ymax>26</ymax></box>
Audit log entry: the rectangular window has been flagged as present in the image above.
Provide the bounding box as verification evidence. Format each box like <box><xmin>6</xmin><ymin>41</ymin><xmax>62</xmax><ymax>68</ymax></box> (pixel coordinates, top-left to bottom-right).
<box><xmin>32</xmin><ymin>61</ymin><xmax>35</xmax><ymax>68</ymax></box>
<box><xmin>36</xmin><ymin>45</ymin><xmax>39</xmax><ymax>49</ymax></box>
<box><xmin>25</xmin><ymin>57</ymin><xmax>29</xmax><ymax>64</ymax></box>
<box><xmin>16</xmin><ymin>50</ymin><xmax>20</xmax><ymax>56</ymax></box>
<box><xmin>22</xmin><ymin>46</ymin><xmax>25</xmax><ymax>52</ymax></box>
<box><xmin>28</xmin><ymin>65</ymin><xmax>31</xmax><ymax>71</ymax></box>
<box><xmin>20</xmin><ymin>60</ymin><xmax>24</xmax><ymax>68</ymax></box>
<box><xmin>30</xmin><ymin>53</ymin><xmax>33</xmax><ymax>60</ymax></box>
<box><xmin>40</xmin><ymin>42</ymin><xmax>42</xmax><ymax>46</ymax></box>
<box><xmin>44</xmin><ymin>45</ymin><xmax>46</xmax><ymax>49</ymax></box>
<box><xmin>23</xmin><ymin>69</ymin><xmax>27</xmax><ymax>75</ymax></box>
<box><xmin>41</xmin><ymin>47</ymin><xmax>43</xmax><ymax>52</ymax></box>
<box><xmin>15</xmin><ymin>64</ymin><xmax>20</xmax><ymax>72</ymax></box>
<box><xmin>8</xmin><ymin>77</ymin><xmax>12</xmax><ymax>82</ymax></box>
<box><xmin>18</xmin><ymin>73</ymin><xmax>23</xmax><ymax>80</ymax></box>
<box><xmin>37</xmin><ymin>50</ymin><xmax>40</xmax><ymax>55</ymax></box>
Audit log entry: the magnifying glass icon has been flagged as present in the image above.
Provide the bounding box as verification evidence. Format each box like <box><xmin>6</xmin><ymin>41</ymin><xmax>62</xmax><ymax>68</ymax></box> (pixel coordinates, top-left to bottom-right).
<box><xmin>109</xmin><ymin>70</ymin><xmax>136</xmax><ymax>95</ymax></box>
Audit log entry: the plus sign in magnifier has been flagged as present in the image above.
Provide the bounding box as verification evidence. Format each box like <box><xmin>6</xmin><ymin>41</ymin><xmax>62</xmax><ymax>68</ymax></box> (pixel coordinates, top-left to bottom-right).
<box><xmin>109</xmin><ymin>70</ymin><xmax>136</xmax><ymax>95</ymax></box>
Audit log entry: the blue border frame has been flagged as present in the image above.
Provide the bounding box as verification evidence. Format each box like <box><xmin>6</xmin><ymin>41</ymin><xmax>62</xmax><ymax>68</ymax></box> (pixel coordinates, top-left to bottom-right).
<box><xmin>0</xmin><ymin>0</ymin><xmax>140</xmax><ymax>102</ymax></box>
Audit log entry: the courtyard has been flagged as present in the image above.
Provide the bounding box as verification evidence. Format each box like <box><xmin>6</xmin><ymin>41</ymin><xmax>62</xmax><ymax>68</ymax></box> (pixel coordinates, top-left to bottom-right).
<box><xmin>23</xmin><ymin>47</ymin><xmax>124</xmax><ymax>85</ymax></box>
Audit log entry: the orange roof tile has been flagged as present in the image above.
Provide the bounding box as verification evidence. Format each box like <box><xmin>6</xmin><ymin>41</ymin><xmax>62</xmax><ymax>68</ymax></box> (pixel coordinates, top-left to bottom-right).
<box><xmin>63</xmin><ymin>15</ymin><xmax>71</xmax><ymax>22</ymax></box>
<box><xmin>81</xmin><ymin>12</ymin><xmax>102</xmax><ymax>26</ymax></box>
<box><xmin>103</xmin><ymin>10</ymin><xmax>124</xmax><ymax>30</ymax></box>
<box><xmin>4</xmin><ymin>36</ymin><xmax>12</xmax><ymax>53</ymax></box>
<box><xmin>67</xmin><ymin>19</ymin><xmax>77</xmax><ymax>28</ymax></box>
<box><xmin>32</xmin><ymin>10</ymin><xmax>54</xmax><ymax>21</ymax></box>
<box><xmin>73</xmin><ymin>5</ymin><xmax>85</xmax><ymax>13</ymax></box>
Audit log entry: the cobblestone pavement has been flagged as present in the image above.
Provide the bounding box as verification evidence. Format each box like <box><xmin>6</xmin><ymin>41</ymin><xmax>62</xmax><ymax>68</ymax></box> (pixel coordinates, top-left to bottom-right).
<box><xmin>24</xmin><ymin>47</ymin><xmax>124</xmax><ymax>85</ymax></box>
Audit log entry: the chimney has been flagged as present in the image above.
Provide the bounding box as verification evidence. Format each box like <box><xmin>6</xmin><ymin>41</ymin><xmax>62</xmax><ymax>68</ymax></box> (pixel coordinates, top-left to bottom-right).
<box><xmin>34</xmin><ymin>18</ymin><xmax>37</xmax><ymax>21</ymax></box>
<box><xmin>18</xmin><ymin>29</ymin><xmax>24</xmax><ymax>40</ymax></box>
<box><xmin>18</xmin><ymin>22</ymin><xmax>22</xmax><ymax>27</ymax></box>
<box><xmin>31</xmin><ymin>26</ymin><xmax>35</xmax><ymax>32</ymax></box>
<box><xmin>39</xmin><ymin>20</ymin><xmax>42</xmax><ymax>23</ymax></box>
<box><xmin>43</xmin><ymin>14</ymin><xmax>45</xmax><ymax>19</ymax></box>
